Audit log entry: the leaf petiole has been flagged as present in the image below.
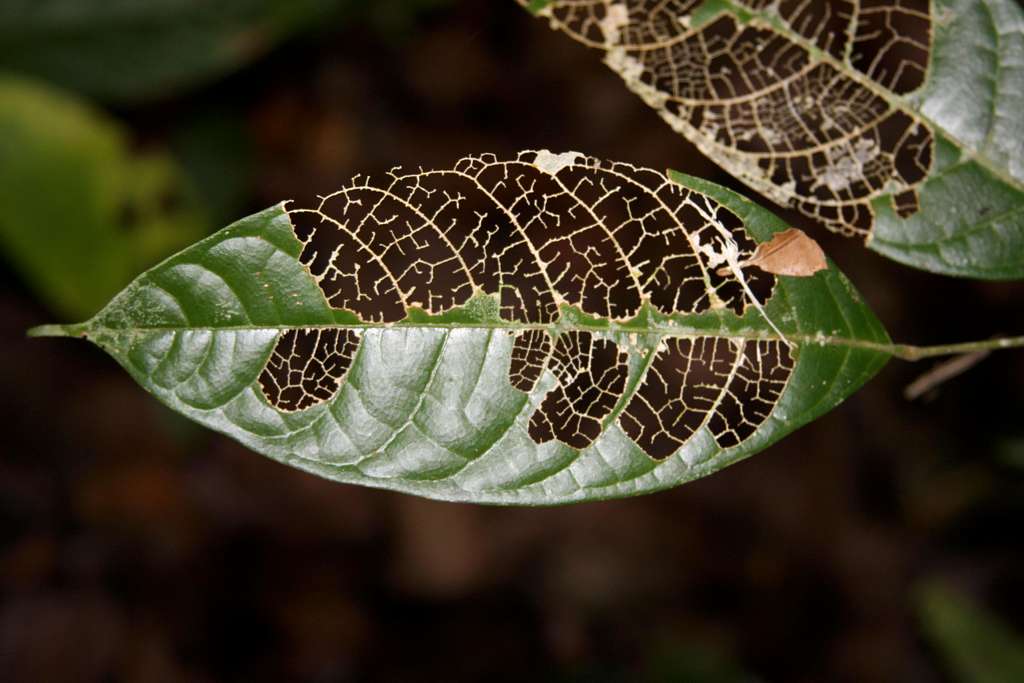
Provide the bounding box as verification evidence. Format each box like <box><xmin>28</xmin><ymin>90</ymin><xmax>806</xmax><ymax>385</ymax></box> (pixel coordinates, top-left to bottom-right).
<box><xmin>876</xmin><ymin>336</ymin><xmax>1024</xmax><ymax>362</ymax></box>
<box><xmin>26</xmin><ymin>324</ymin><xmax>87</xmax><ymax>339</ymax></box>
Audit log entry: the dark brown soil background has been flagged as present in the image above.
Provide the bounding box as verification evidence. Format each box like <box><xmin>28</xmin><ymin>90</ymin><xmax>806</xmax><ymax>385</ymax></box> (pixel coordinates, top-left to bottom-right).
<box><xmin>3</xmin><ymin>2</ymin><xmax>1024</xmax><ymax>681</ymax></box>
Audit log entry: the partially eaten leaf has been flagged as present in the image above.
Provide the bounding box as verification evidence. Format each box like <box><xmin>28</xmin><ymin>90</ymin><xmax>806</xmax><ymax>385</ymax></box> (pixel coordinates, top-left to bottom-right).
<box><xmin>520</xmin><ymin>0</ymin><xmax>1024</xmax><ymax>280</ymax></box>
<box><xmin>32</xmin><ymin>151</ymin><xmax>892</xmax><ymax>504</ymax></box>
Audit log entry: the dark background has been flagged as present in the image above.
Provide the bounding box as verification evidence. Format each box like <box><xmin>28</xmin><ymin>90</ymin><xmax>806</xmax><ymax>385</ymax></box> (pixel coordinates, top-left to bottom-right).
<box><xmin>3</xmin><ymin>2</ymin><xmax>1024</xmax><ymax>681</ymax></box>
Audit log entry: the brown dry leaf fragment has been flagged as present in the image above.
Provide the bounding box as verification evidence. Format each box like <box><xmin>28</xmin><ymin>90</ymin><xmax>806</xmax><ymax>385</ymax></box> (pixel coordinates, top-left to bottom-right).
<box><xmin>717</xmin><ymin>228</ymin><xmax>827</xmax><ymax>278</ymax></box>
<box><xmin>747</xmin><ymin>228</ymin><xmax>828</xmax><ymax>277</ymax></box>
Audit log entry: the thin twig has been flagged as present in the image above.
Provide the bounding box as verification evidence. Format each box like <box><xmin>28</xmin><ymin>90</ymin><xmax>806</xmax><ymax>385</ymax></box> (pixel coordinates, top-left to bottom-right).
<box><xmin>904</xmin><ymin>350</ymin><xmax>991</xmax><ymax>400</ymax></box>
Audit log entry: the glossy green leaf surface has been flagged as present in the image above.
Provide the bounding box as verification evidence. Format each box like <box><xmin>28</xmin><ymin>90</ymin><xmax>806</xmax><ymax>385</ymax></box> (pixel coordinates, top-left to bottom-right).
<box><xmin>0</xmin><ymin>74</ymin><xmax>207</xmax><ymax>319</ymax></box>
<box><xmin>521</xmin><ymin>0</ymin><xmax>1024</xmax><ymax>279</ymax></box>
<box><xmin>36</xmin><ymin>153</ymin><xmax>891</xmax><ymax>504</ymax></box>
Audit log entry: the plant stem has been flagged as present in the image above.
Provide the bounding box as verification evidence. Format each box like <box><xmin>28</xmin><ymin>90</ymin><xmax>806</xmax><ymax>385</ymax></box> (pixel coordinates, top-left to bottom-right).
<box><xmin>877</xmin><ymin>336</ymin><xmax>1024</xmax><ymax>362</ymax></box>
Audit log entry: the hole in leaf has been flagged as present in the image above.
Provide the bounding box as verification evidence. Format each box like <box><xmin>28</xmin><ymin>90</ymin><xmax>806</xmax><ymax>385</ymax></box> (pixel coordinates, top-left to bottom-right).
<box><xmin>258</xmin><ymin>329</ymin><xmax>361</xmax><ymax>412</ymax></box>
<box><xmin>527</xmin><ymin>331</ymin><xmax>629</xmax><ymax>450</ymax></box>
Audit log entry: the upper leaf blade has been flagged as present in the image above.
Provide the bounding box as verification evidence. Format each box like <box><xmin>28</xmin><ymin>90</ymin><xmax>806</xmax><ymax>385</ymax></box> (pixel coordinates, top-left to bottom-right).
<box><xmin>520</xmin><ymin>0</ymin><xmax>1024</xmax><ymax>279</ymax></box>
<box><xmin>54</xmin><ymin>152</ymin><xmax>889</xmax><ymax>504</ymax></box>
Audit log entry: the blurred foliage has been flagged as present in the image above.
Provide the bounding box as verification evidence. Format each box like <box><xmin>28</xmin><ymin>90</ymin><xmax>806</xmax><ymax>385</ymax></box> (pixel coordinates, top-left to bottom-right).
<box><xmin>0</xmin><ymin>0</ymin><xmax>456</xmax><ymax>320</ymax></box>
<box><xmin>643</xmin><ymin>641</ymin><xmax>755</xmax><ymax>683</ymax></box>
<box><xmin>0</xmin><ymin>0</ymin><xmax>455</xmax><ymax>103</ymax></box>
<box><xmin>347</xmin><ymin>0</ymin><xmax>458</xmax><ymax>38</ymax></box>
<box><xmin>171</xmin><ymin>105</ymin><xmax>255</xmax><ymax>225</ymax></box>
<box><xmin>918</xmin><ymin>581</ymin><xmax>1024</xmax><ymax>683</ymax></box>
<box><xmin>0</xmin><ymin>0</ymin><xmax>345</xmax><ymax>103</ymax></box>
<box><xmin>551</xmin><ymin>640</ymin><xmax>755</xmax><ymax>683</ymax></box>
<box><xmin>0</xmin><ymin>74</ymin><xmax>207</xmax><ymax>319</ymax></box>
<box><xmin>995</xmin><ymin>437</ymin><xmax>1024</xmax><ymax>470</ymax></box>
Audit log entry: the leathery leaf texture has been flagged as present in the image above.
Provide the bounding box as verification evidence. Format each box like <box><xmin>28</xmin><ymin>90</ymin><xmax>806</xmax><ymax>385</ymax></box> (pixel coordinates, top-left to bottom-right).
<box><xmin>521</xmin><ymin>0</ymin><xmax>1024</xmax><ymax>280</ymax></box>
<box><xmin>45</xmin><ymin>151</ymin><xmax>890</xmax><ymax>504</ymax></box>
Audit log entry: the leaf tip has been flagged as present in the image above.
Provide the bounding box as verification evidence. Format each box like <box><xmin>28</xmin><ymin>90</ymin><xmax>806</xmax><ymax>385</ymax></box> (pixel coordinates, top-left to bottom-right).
<box><xmin>525</xmin><ymin>0</ymin><xmax>553</xmax><ymax>15</ymax></box>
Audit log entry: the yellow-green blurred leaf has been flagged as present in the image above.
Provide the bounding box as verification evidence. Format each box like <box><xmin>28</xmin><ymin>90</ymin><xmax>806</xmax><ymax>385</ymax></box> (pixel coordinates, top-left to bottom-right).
<box><xmin>0</xmin><ymin>74</ymin><xmax>207</xmax><ymax>318</ymax></box>
<box><xmin>919</xmin><ymin>582</ymin><xmax>1024</xmax><ymax>683</ymax></box>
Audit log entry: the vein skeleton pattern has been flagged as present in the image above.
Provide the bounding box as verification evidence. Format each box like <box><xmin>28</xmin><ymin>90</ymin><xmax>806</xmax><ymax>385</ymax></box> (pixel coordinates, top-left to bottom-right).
<box><xmin>522</xmin><ymin>330</ymin><xmax>629</xmax><ymax>449</ymax></box>
<box><xmin>522</xmin><ymin>0</ymin><xmax>934</xmax><ymax>236</ymax></box>
<box><xmin>258</xmin><ymin>329</ymin><xmax>361</xmax><ymax>412</ymax></box>
<box><xmin>621</xmin><ymin>337</ymin><xmax>793</xmax><ymax>458</ymax></box>
<box><xmin>258</xmin><ymin>151</ymin><xmax>796</xmax><ymax>460</ymax></box>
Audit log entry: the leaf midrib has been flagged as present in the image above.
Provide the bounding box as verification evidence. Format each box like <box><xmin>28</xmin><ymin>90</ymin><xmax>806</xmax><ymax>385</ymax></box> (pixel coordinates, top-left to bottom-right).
<box><xmin>67</xmin><ymin>322</ymin><xmax>900</xmax><ymax>357</ymax></box>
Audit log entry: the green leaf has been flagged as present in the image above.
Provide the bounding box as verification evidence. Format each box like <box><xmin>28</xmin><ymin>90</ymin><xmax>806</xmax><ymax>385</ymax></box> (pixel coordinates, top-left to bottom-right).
<box><xmin>0</xmin><ymin>74</ymin><xmax>207</xmax><ymax>319</ymax></box>
<box><xmin>918</xmin><ymin>581</ymin><xmax>1024</xmax><ymax>683</ymax></box>
<box><xmin>519</xmin><ymin>0</ymin><xmax>1024</xmax><ymax>279</ymax></box>
<box><xmin>31</xmin><ymin>151</ymin><xmax>891</xmax><ymax>504</ymax></box>
<box><xmin>0</xmin><ymin>0</ymin><xmax>344</xmax><ymax>103</ymax></box>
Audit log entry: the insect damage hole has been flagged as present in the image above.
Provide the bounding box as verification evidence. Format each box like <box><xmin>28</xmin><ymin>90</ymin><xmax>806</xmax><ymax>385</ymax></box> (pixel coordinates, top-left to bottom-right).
<box><xmin>619</xmin><ymin>337</ymin><xmax>736</xmax><ymax>460</ymax></box>
<box><xmin>619</xmin><ymin>337</ymin><xmax>796</xmax><ymax>460</ymax></box>
<box><xmin>258</xmin><ymin>329</ymin><xmax>361</xmax><ymax>412</ymax></box>
<box><xmin>523</xmin><ymin>331</ymin><xmax>629</xmax><ymax>450</ymax></box>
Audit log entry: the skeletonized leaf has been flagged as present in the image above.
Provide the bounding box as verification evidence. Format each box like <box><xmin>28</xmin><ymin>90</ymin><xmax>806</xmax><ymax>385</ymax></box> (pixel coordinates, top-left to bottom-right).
<box><xmin>34</xmin><ymin>151</ymin><xmax>891</xmax><ymax>504</ymax></box>
<box><xmin>519</xmin><ymin>0</ymin><xmax>1024</xmax><ymax>280</ymax></box>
